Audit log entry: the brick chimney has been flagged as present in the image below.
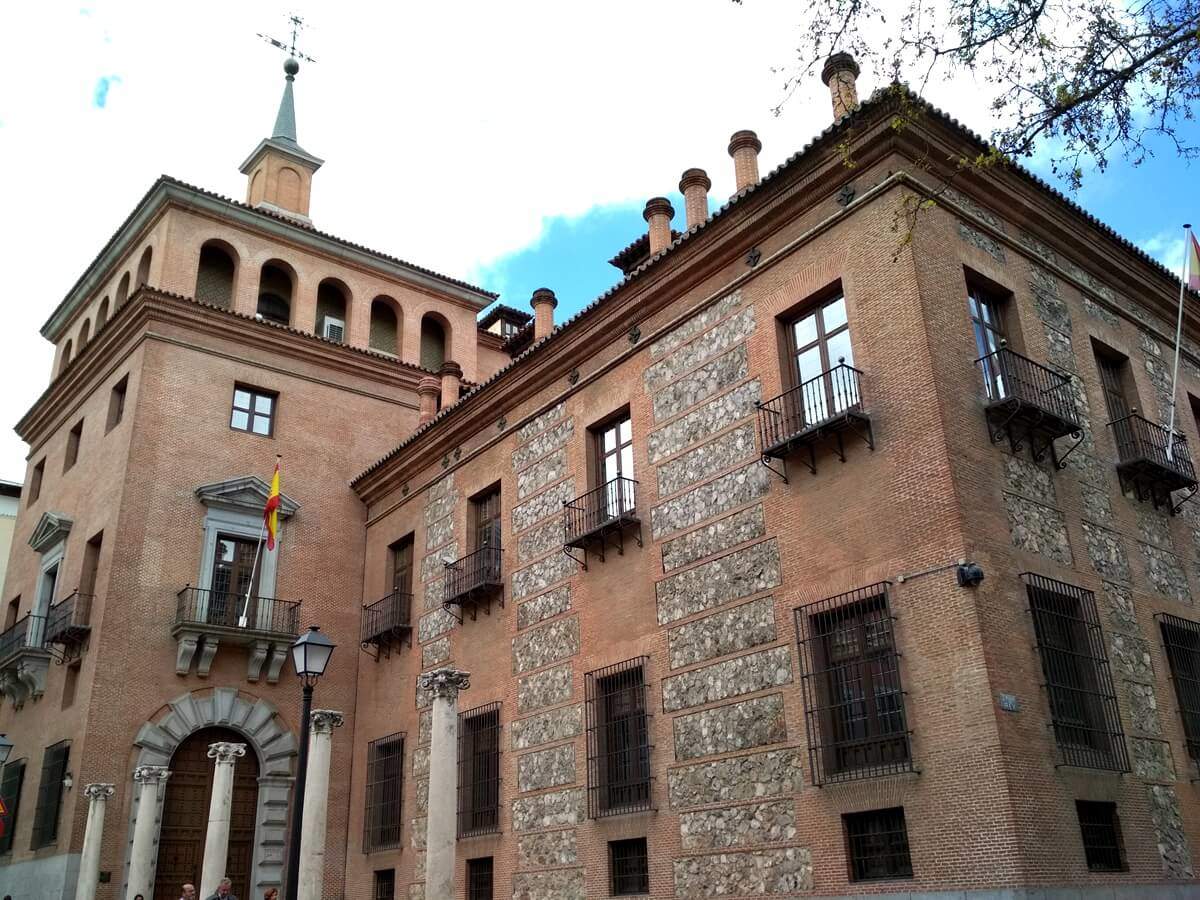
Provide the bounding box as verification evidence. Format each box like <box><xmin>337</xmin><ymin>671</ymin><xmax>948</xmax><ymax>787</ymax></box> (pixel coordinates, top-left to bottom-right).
<box><xmin>679</xmin><ymin>169</ymin><xmax>711</xmax><ymax>230</ymax></box>
<box><xmin>440</xmin><ymin>361</ymin><xmax>463</xmax><ymax>407</ymax></box>
<box><xmin>821</xmin><ymin>52</ymin><xmax>860</xmax><ymax>120</ymax></box>
<box><xmin>643</xmin><ymin>197</ymin><xmax>675</xmax><ymax>256</ymax></box>
<box><xmin>531</xmin><ymin>288</ymin><xmax>558</xmax><ymax>342</ymax></box>
<box><xmin>727</xmin><ymin>130</ymin><xmax>762</xmax><ymax>192</ymax></box>
<box><xmin>417</xmin><ymin>376</ymin><xmax>441</xmax><ymax>425</ymax></box>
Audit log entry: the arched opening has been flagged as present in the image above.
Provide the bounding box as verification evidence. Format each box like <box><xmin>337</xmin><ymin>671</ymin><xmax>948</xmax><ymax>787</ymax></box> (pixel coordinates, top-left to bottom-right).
<box><xmin>256</xmin><ymin>261</ymin><xmax>293</xmax><ymax>326</ymax></box>
<box><xmin>59</xmin><ymin>340</ymin><xmax>73</xmax><ymax>375</ymax></box>
<box><xmin>79</xmin><ymin>319</ymin><xmax>91</xmax><ymax>350</ymax></box>
<box><xmin>136</xmin><ymin>246</ymin><xmax>153</xmax><ymax>287</ymax></box>
<box><xmin>97</xmin><ymin>297</ymin><xmax>109</xmax><ymax>330</ymax></box>
<box><xmin>154</xmin><ymin>726</ymin><xmax>260</xmax><ymax>900</ymax></box>
<box><xmin>315</xmin><ymin>278</ymin><xmax>349</xmax><ymax>343</ymax></box>
<box><xmin>369</xmin><ymin>296</ymin><xmax>400</xmax><ymax>355</ymax></box>
<box><xmin>420</xmin><ymin>313</ymin><xmax>448</xmax><ymax>371</ymax></box>
<box><xmin>277</xmin><ymin>167</ymin><xmax>302</xmax><ymax>210</ymax></box>
<box><xmin>115</xmin><ymin>272</ymin><xmax>130</xmax><ymax>309</ymax></box>
<box><xmin>195</xmin><ymin>241</ymin><xmax>237</xmax><ymax>309</ymax></box>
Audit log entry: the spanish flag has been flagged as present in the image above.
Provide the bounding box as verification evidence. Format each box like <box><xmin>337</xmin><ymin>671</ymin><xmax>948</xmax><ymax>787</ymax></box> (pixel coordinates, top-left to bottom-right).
<box><xmin>1188</xmin><ymin>230</ymin><xmax>1200</xmax><ymax>291</ymax></box>
<box><xmin>264</xmin><ymin>459</ymin><xmax>281</xmax><ymax>551</ymax></box>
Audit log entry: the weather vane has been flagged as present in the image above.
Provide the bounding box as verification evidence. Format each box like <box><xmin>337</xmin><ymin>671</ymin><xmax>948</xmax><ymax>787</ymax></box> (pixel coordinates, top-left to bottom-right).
<box><xmin>258</xmin><ymin>14</ymin><xmax>315</xmax><ymax>65</ymax></box>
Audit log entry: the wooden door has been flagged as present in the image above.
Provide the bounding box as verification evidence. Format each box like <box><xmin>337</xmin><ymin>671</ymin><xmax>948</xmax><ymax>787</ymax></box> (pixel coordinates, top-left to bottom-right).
<box><xmin>154</xmin><ymin>727</ymin><xmax>260</xmax><ymax>900</ymax></box>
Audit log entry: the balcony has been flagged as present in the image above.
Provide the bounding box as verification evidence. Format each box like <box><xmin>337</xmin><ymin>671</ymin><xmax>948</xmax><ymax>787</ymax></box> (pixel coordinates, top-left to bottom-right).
<box><xmin>977</xmin><ymin>346</ymin><xmax>1083</xmax><ymax>466</ymax></box>
<box><xmin>361</xmin><ymin>591</ymin><xmax>413</xmax><ymax>657</ymax></box>
<box><xmin>563</xmin><ymin>477</ymin><xmax>643</xmax><ymax>569</ymax></box>
<box><xmin>1109</xmin><ymin>412</ymin><xmax>1198</xmax><ymax>511</ymax></box>
<box><xmin>173</xmin><ymin>586</ymin><xmax>301</xmax><ymax>683</ymax></box>
<box><xmin>0</xmin><ymin>613</ymin><xmax>50</xmax><ymax>709</ymax></box>
<box><xmin>44</xmin><ymin>590</ymin><xmax>92</xmax><ymax>660</ymax></box>
<box><xmin>443</xmin><ymin>546</ymin><xmax>503</xmax><ymax>622</ymax></box>
<box><xmin>757</xmin><ymin>362</ymin><xmax>874</xmax><ymax>479</ymax></box>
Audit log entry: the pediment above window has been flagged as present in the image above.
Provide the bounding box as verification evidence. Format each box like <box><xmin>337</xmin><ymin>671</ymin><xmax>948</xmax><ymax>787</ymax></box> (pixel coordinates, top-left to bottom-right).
<box><xmin>29</xmin><ymin>511</ymin><xmax>73</xmax><ymax>552</ymax></box>
<box><xmin>194</xmin><ymin>476</ymin><xmax>298</xmax><ymax>518</ymax></box>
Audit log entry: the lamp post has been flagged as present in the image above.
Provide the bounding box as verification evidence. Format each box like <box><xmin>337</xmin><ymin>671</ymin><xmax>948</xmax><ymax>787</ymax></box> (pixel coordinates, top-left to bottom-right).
<box><xmin>283</xmin><ymin>626</ymin><xmax>334</xmax><ymax>900</ymax></box>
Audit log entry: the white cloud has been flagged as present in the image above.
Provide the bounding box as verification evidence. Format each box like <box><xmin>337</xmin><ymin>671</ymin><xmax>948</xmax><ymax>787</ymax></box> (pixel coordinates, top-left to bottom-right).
<box><xmin>1138</xmin><ymin>228</ymin><xmax>1188</xmax><ymax>276</ymax></box>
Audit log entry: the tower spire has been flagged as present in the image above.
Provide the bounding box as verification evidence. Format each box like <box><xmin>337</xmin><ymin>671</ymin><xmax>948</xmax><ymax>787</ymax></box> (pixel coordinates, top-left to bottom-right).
<box><xmin>272</xmin><ymin>57</ymin><xmax>300</xmax><ymax>146</ymax></box>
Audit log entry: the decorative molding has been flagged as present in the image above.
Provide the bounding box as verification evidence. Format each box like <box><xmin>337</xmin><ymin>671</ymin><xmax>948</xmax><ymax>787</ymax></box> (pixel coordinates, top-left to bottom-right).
<box><xmin>195</xmin><ymin>476</ymin><xmax>299</xmax><ymax>517</ymax></box>
<box><xmin>310</xmin><ymin>709</ymin><xmax>345</xmax><ymax>734</ymax></box>
<box><xmin>418</xmin><ymin>667</ymin><xmax>471</xmax><ymax>700</ymax></box>
<box><xmin>132</xmin><ymin>765</ymin><xmax>172</xmax><ymax>785</ymax></box>
<box><xmin>29</xmin><ymin>511</ymin><xmax>73</xmax><ymax>552</ymax></box>
<box><xmin>208</xmin><ymin>742</ymin><xmax>248</xmax><ymax>764</ymax></box>
<box><xmin>84</xmin><ymin>783</ymin><xmax>116</xmax><ymax>801</ymax></box>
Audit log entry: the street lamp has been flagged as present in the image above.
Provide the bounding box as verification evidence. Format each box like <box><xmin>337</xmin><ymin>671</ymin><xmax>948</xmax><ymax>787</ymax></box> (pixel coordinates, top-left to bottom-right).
<box><xmin>284</xmin><ymin>626</ymin><xmax>335</xmax><ymax>900</ymax></box>
<box><xmin>0</xmin><ymin>734</ymin><xmax>12</xmax><ymax>767</ymax></box>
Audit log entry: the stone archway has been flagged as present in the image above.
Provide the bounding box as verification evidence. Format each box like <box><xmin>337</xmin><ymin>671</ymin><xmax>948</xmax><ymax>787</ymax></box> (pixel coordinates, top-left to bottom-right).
<box><xmin>124</xmin><ymin>688</ymin><xmax>297</xmax><ymax>898</ymax></box>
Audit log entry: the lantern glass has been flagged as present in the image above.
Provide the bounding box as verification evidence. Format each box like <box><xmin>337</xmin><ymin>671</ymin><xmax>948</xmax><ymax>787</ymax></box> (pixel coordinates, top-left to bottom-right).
<box><xmin>291</xmin><ymin>625</ymin><xmax>335</xmax><ymax>678</ymax></box>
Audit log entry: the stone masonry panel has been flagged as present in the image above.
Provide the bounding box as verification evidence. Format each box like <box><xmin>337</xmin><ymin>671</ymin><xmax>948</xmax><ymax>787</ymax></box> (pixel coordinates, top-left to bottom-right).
<box><xmin>644</xmin><ymin>306</ymin><xmax>756</xmax><ymax>393</ymax></box>
<box><xmin>668</xmin><ymin>595</ymin><xmax>776</xmax><ymax>669</ymax></box>
<box><xmin>652</xmin><ymin>345</ymin><xmax>750</xmax><ymax>423</ymax></box>
<box><xmin>672</xmin><ymin>847</ymin><xmax>812</xmax><ymax>896</ymax></box>
<box><xmin>1139</xmin><ymin>541</ymin><xmax>1191</xmax><ymax>602</ymax></box>
<box><xmin>673</xmin><ymin>694</ymin><xmax>787</xmax><ymax>760</ymax></box>
<box><xmin>651</xmin><ymin>462</ymin><xmax>770</xmax><ymax>539</ymax></box>
<box><xmin>516</xmin><ymin>448</ymin><xmax>567</xmax><ymax>500</ymax></box>
<box><xmin>517</xmin><ymin>743</ymin><xmax>576</xmax><ymax>793</ymax></box>
<box><xmin>512</xmin><ymin>552</ymin><xmax>576</xmax><ymax>602</ymax></box>
<box><xmin>656</xmin><ymin>540</ymin><xmax>781</xmax><ymax>626</ymax></box>
<box><xmin>517</xmin><ymin>586</ymin><xmax>571</xmax><ymax>631</ymax></box>
<box><xmin>511</xmin><ymin>869</ymin><xmax>584</xmax><ymax>900</ymax></box>
<box><xmin>1004</xmin><ymin>492</ymin><xmax>1072</xmax><ymax>565</ymax></box>
<box><xmin>1149</xmin><ymin>784</ymin><xmax>1194</xmax><ymax>879</ymax></box>
<box><xmin>662</xmin><ymin>505</ymin><xmax>767</xmax><ymax>574</ymax></box>
<box><xmin>518</xmin><ymin>663</ymin><xmax>573</xmax><ymax>714</ymax></box>
<box><xmin>417</xmin><ymin>607</ymin><xmax>455</xmax><ymax>643</ymax></box>
<box><xmin>1083</xmin><ymin>521</ymin><xmax>1132</xmax><ymax>583</ymax></box>
<box><xmin>656</xmin><ymin>423</ymin><xmax>757</xmax><ymax>497</ymax></box>
<box><xmin>648</xmin><ymin>380</ymin><xmax>762</xmax><ymax>463</ymax></box>
<box><xmin>511</xmin><ymin>787</ymin><xmax>585</xmax><ymax>832</ymax></box>
<box><xmin>512</xmin><ymin>419</ymin><xmax>575</xmax><ymax>472</ymax></box>
<box><xmin>518</xmin><ymin>517</ymin><xmax>565</xmax><ymax>564</ymax></box>
<box><xmin>513</xmin><ymin>615</ymin><xmax>580</xmax><ymax>674</ymax></box>
<box><xmin>513</xmin><ymin>481</ymin><xmax>576</xmax><ymax>534</ymax></box>
<box><xmin>661</xmin><ymin>646</ymin><xmax>793</xmax><ymax>712</ymax></box>
<box><xmin>668</xmin><ymin>748</ymin><xmax>804</xmax><ymax>809</ymax></box>
<box><xmin>511</xmin><ymin>704</ymin><xmax>584</xmax><ymax>751</ymax></box>
<box><xmin>517</xmin><ymin>829</ymin><xmax>578</xmax><ymax>869</ymax></box>
<box><xmin>679</xmin><ymin>799</ymin><xmax>798</xmax><ymax>851</ymax></box>
<box><xmin>650</xmin><ymin>291</ymin><xmax>743</xmax><ymax>360</ymax></box>
<box><xmin>516</xmin><ymin>403</ymin><xmax>564</xmax><ymax>444</ymax></box>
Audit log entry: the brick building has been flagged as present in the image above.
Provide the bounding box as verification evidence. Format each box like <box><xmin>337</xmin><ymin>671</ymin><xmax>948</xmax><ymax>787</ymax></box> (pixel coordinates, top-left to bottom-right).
<box><xmin>2</xmin><ymin>49</ymin><xmax>1200</xmax><ymax>900</ymax></box>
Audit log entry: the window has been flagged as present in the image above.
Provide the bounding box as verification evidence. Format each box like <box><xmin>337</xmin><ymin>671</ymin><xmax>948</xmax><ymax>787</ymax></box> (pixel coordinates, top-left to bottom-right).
<box><xmin>372</xmin><ymin>870</ymin><xmax>395</xmax><ymax>900</ymax></box>
<box><xmin>609</xmin><ymin>838</ymin><xmax>649</xmax><ymax>895</ymax></box>
<box><xmin>31</xmin><ymin>741</ymin><xmax>69</xmax><ymax>849</ymax></box>
<box><xmin>80</xmin><ymin>531</ymin><xmax>103</xmax><ymax>598</ymax></box>
<box><xmin>784</xmin><ymin>293</ymin><xmax>855</xmax><ymax>423</ymax></box>
<box><xmin>230</xmin><ymin>386</ymin><xmax>276</xmax><ymax>436</ymax></box>
<box><xmin>63</xmin><ymin>420</ymin><xmax>83</xmax><ymax>473</ymax></box>
<box><xmin>0</xmin><ymin>758</ymin><xmax>25</xmax><ymax>854</ymax></box>
<box><xmin>27</xmin><ymin>459</ymin><xmax>44</xmax><ymax>506</ymax></box>
<box><xmin>1158</xmin><ymin>614</ymin><xmax>1200</xmax><ymax>764</ymax></box>
<box><xmin>1076</xmin><ymin>801</ymin><xmax>1127</xmax><ymax>871</ymax></box>
<box><xmin>106</xmin><ymin>375</ymin><xmax>128</xmax><ymax>431</ymax></box>
<box><xmin>457</xmin><ymin>703</ymin><xmax>500</xmax><ymax>837</ymax></box>
<box><xmin>364</xmin><ymin>732</ymin><xmax>405</xmax><ymax>852</ymax></box>
<box><xmin>969</xmin><ymin>283</ymin><xmax>1008</xmax><ymax>396</ymax></box>
<box><xmin>794</xmin><ymin>585</ymin><xmax>911</xmax><ymax>784</ymax></box>
<box><xmin>500</xmin><ymin>319</ymin><xmax>521</xmax><ymax>340</ymax></box>
<box><xmin>471</xmin><ymin>487</ymin><xmax>502</xmax><ymax>552</ymax></box>
<box><xmin>467</xmin><ymin>857</ymin><xmax>493</xmax><ymax>900</ymax></box>
<box><xmin>585</xmin><ymin>657</ymin><xmax>652</xmax><ymax>817</ymax></box>
<box><xmin>844</xmin><ymin>807</ymin><xmax>913</xmax><ymax>882</ymax></box>
<box><xmin>389</xmin><ymin>536</ymin><xmax>414</xmax><ymax>596</ymax></box>
<box><xmin>1023</xmin><ymin>574</ymin><xmax>1129</xmax><ymax>771</ymax></box>
<box><xmin>1094</xmin><ymin>345</ymin><xmax>1135</xmax><ymax>424</ymax></box>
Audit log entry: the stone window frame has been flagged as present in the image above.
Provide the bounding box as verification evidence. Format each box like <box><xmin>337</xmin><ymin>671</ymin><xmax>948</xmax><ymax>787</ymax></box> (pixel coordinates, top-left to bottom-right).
<box><xmin>196</xmin><ymin>504</ymin><xmax>281</xmax><ymax>620</ymax></box>
<box><xmin>31</xmin><ymin>533</ymin><xmax>68</xmax><ymax>643</ymax></box>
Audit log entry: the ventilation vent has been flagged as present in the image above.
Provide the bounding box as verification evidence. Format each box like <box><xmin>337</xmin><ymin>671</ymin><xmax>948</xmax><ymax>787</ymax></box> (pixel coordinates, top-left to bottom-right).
<box><xmin>322</xmin><ymin>317</ymin><xmax>345</xmax><ymax>343</ymax></box>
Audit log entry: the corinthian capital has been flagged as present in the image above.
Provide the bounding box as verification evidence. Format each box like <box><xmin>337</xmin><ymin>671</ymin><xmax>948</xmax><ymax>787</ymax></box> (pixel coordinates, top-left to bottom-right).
<box><xmin>132</xmin><ymin>765</ymin><xmax>171</xmax><ymax>785</ymax></box>
<box><xmin>208</xmin><ymin>741</ymin><xmax>247</xmax><ymax>764</ymax></box>
<box><xmin>83</xmin><ymin>783</ymin><xmax>115</xmax><ymax>801</ymax></box>
<box><xmin>418</xmin><ymin>667</ymin><xmax>471</xmax><ymax>700</ymax></box>
<box><xmin>310</xmin><ymin>709</ymin><xmax>345</xmax><ymax>734</ymax></box>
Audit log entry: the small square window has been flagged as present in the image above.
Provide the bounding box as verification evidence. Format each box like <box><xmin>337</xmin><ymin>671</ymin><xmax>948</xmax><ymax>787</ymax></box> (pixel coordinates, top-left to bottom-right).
<box><xmin>1076</xmin><ymin>800</ymin><xmax>1127</xmax><ymax>871</ymax></box>
<box><xmin>230</xmin><ymin>386</ymin><xmax>276</xmax><ymax>436</ymax></box>
<box><xmin>106</xmin><ymin>375</ymin><xmax>128</xmax><ymax>432</ymax></box>
<box><xmin>27</xmin><ymin>459</ymin><xmax>44</xmax><ymax>506</ymax></box>
<box><xmin>609</xmin><ymin>837</ymin><xmax>649</xmax><ymax>895</ymax></box>
<box><xmin>467</xmin><ymin>857</ymin><xmax>493</xmax><ymax>900</ymax></box>
<box><xmin>63</xmin><ymin>420</ymin><xmax>83</xmax><ymax>473</ymax></box>
<box><xmin>844</xmin><ymin>807</ymin><xmax>913</xmax><ymax>882</ymax></box>
<box><xmin>372</xmin><ymin>869</ymin><xmax>395</xmax><ymax>900</ymax></box>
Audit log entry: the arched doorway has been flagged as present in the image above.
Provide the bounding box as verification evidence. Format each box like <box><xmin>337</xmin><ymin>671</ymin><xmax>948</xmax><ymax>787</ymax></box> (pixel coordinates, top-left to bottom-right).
<box><xmin>154</xmin><ymin>727</ymin><xmax>260</xmax><ymax>900</ymax></box>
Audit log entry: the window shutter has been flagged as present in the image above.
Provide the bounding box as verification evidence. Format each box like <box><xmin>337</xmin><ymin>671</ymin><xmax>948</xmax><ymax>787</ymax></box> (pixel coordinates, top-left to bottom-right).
<box><xmin>31</xmin><ymin>743</ymin><xmax>69</xmax><ymax>849</ymax></box>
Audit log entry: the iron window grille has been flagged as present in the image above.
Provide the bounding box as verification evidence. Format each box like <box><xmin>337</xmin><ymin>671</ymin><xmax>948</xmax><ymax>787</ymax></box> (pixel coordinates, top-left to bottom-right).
<box><xmin>457</xmin><ymin>703</ymin><xmax>501</xmax><ymax>837</ymax></box>
<box><xmin>363</xmin><ymin>732</ymin><xmax>405</xmax><ymax>852</ymax></box>
<box><xmin>844</xmin><ymin>807</ymin><xmax>914</xmax><ymax>882</ymax></box>
<box><xmin>30</xmin><ymin>741</ymin><xmax>69</xmax><ymax>850</ymax></box>
<box><xmin>372</xmin><ymin>869</ymin><xmax>396</xmax><ymax>900</ymax></box>
<box><xmin>585</xmin><ymin>657</ymin><xmax>653</xmax><ymax>818</ymax></box>
<box><xmin>1157</xmin><ymin>613</ymin><xmax>1200</xmax><ymax>764</ymax></box>
<box><xmin>1022</xmin><ymin>574</ymin><xmax>1130</xmax><ymax>772</ymax></box>
<box><xmin>0</xmin><ymin>758</ymin><xmax>26</xmax><ymax>854</ymax></box>
<box><xmin>467</xmin><ymin>856</ymin><xmax>494</xmax><ymax>900</ymax></box>
<box><xmin>609</xmin><ymin>837</ymin><xmax>650</xmax><ymax>895</ymax></box>
<box><xmin>1076</xmin><ymin>800</ymin><xmax>1127</xmax><ymax>871</ymax></box>
<box><xmin>794</xmin><ymin>584</ymin><xmax>913</xmax><ymax>785</ymax></box>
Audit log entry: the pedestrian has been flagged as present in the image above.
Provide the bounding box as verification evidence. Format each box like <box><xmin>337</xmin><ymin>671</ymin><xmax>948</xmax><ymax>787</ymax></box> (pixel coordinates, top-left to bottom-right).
<box><xmin>181</xmin><ymin>883</ymin><xmax>197</xmax><ymax>900</ymax></box>
<box><xmin>205</xmin><ymin>877</ymin><xmax>238</xmax><ymax>900</ymax></box>
<box><xmin>263</xmin><ymin>889</ymin><xmax>279</xmax><ymax>900</ymax></box>
<box><xmin>133</xmin><ymin>895</ymin><xmax>144</xmax><ymax>900</ymax></box>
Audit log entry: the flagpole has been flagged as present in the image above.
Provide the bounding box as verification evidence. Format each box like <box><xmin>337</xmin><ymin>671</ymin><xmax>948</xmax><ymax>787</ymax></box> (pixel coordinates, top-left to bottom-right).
<box><xmin>240</xmin><ymin>454</ymin><xmax>281</xmax><ymax>628</ymax></box>
<box><xmin>1166</xmin><ymin>224</ymin><xmax>1192</xmax><ymax>462</ymax></box>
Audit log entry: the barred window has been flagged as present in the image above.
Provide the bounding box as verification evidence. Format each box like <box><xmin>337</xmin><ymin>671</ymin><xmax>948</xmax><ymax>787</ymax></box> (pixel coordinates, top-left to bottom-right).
<box><xmin>1023</xmin><ymin>574</ymin><xmax>1129</xmax><ymax>771</ymax></box>
<box><xmin>844</xmin><ymin>807</ymin><xmax>913</xmax><ymax>882</ymax></box>
<box><xmin>467</xmin><ymin>856</ymin><xmax>493</xmax><ymax>900</ymax></box>
<box><xmin>609</xmin><ymin>837</ymin><xmax>649</xmax><ymax>895</ymax></box>
<box><xmin>586</xmin><ymin>657</ymin><xmax>652</xmax><ymax>817</ymax></box>
<box><xmin>372</xmin><ymin>869</ymin><xmax>395</xmax><ymax>900</ymax></box>
<box><xmin>363</xmin><ymin>732</ymin><xmax>405</xmax><ymax>852</ymax></box>
<box><xmin>458</xmin><ymin>703</ymin><xmax>501</xmax><ymax>837</ymax></box>
<box><xmin>1158</xmin><ymin>613</ymin><xmax>1200</xmax><ymax>763</ymax></box>
<box><xmin>0</xmin><ymin>758</ymin><xmax>26</xmax><ymax>854</ymax></box>
<box><xmin>794</xmin><ymin>584</ymin><xmax>912</xmax><ymax>785</ymax></box>
<box><xmin>1076</xmin><ymin>800</ymin><xmax>1127</xmax><ymax>871</ymax></box>
<box><xmin>31</xmin><ymin>741</ymin><xmax>69</xmax><ymax>849</ymax></box>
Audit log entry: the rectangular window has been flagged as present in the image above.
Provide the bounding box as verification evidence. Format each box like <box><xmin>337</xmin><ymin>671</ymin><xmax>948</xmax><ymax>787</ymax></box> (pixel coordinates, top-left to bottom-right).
<box><xmin>467</xmin><ymin>857</ymin><xmax>493</xmax><ymax>900</ymax></box>
<box><xmin>1076</xmin><ymin>800</ymin><xmax>1127</xmax><ymax>871</ymax></box>
<box><xmin>230</xmin><ymin>385</ymin><xmax>276</xmax><ymax>436</ymax></box>
<box><xmin>1158</xmin><ymin>613</ymin><xmax>1200</xmax><ymax>764</ymax></box>
<box><xmin>372</xmin><ymin>870</ymin><xmax>395</xmax><ymax>900</ymax></box>
<box><xmin>31</xmin><ymin>741</ymin><xmax>69</xmax><ymax>849</ymax></box>
<box><xmin>785</xmin><ymin>292</ymin><xmax>856</xmax><ymax>423</ymax></box>
<box><xmin>457</xmin><ymin>702</ymin><xmax>500</xmax><ymax>837</ymax></box>
<box><xmin>844</xmin><ymin>807</ymin><xmax>914</xmax><ymax>882</ymax></box>
<box><xmin>63</xmin><ymin>420</ymin><xmax>83</xmax><ymax>473</ymax></box>
<box><xmin>1023</xmin><ymin>573</ymin><xmax>1129</xmax><ymax>771</ymax></box>
<box><xmin>207</xmin><ymin>535</ymin><xmax>261</xmax><ymax>628</ymax></box>
<box><xmin>1094</xmin><ymin>346</ymin><xmax>1134</xmax><ymax>423</ymax></box>
<box><xmin>5</xmin><ymin>597</ymin><xmax>19</xmax><ymax>631</ymax></box>
<box><xmin>592</xmin><ymin>412</ymin><xmax>636</xmax><ymax>520</ymax></box>
<box><xmin>470</xmin><ymin>487</ymin><xmax>502</xmax><ymax>552</ymax></box>
<box><xmin>389</xmin><ymin>536</ymin><xmax>414</xmax><ymax>595</ymax></box>
<box><xmin>609</xmin><ymin>837</ymin><xmax>649</xmax><ymax>895</ymax></box>
<box><xmin>106</xmin><ymin>374</ymin><xmax>128</xmax><ymax>432</ymax></box>
<box><xmin>0</xmin><ymin>758</ymin><xmax>25</xmax><ymax>854</ymax></box>
<box><xmin>363</xmin><ymin>732</ymin><xmax>405</xmax><ymax>852</ymax></box>
<box><xmin>80</xmin><ymin>531</ymin><xmax>103</xmax><ymax>599</ymax></box>
<box><xmin>27</xmin><ymin>459</ymin><xmax>44</xmax><ymax>506</ymax></box>
<box><xmin>794</xmin><ymin>584</ymin><xmax>911</xmax><ymax>784</ymax></box>
<box><xmin>585</xmin><ymin>657</ymin><xmax>652</xmax><ymax>817</ymax></box>
<box><xmin>969</xmin><ymin>283</ymin><xmax>1008</xmax><ymax>397</ymax></box>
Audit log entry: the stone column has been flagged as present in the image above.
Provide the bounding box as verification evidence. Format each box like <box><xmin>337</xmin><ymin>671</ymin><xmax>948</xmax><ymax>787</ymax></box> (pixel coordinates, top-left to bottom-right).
<box><xmin>74</xmin><ymin>783</ymin><xmax>114</xmax><ymax>900</ymax></box>
<box><xmin>199</xmin><ymin>742</ymin><xmax>247</xmax><ymax>899</ymax></box>
<box><xmin>126</xmin><ymin>766</ymin><xmax>171</xmax><ymax>900</ymax></box>
<box><xmin>420</xmin><ymin>668</ymin><xmax>471</xmax><ymax>900</ymax></box>
<box><xmin>296</xmin><ymin>710</ymin><xmax>344</xmax><ymax>900</ymax></box>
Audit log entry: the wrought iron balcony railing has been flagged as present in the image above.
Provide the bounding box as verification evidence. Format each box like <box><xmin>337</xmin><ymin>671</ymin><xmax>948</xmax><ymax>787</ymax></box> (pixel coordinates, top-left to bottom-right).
<box><xmin>444</xmin><ymin>546</ymin><xmax>503</xmax><ymax>621</ymax></box>
<box><xmin>0</xmin><ymin>613</ymin><xmax>46</xmax><ymax>667</ymax></box>
<box><xmin>563</xmin><ymin>478</ymin><xmax>642</xmax><ymax>567</ymax></box>
<box><xmin>977</xmin><ymin>346</ymin><xmax>1083</xmax><ymax>466</ymax></box>
<box><xmin>44</xmin><ymin>591</ymin><xmax>92</xmax><ymax>648</ymax></box>
<box><xmin>361</xmin><ymin>591</ymin><xmax>413</xmax><ymax>650</ymax></box>
<box><xmin>175</xmin><ymin>586</ymin><xmax>300</xmax><ymax>637</ymax></box>
<box><xmin>1108</xmin><ymin>412</ymin><xmax>1198</xmax><ymax>509</ymax></box>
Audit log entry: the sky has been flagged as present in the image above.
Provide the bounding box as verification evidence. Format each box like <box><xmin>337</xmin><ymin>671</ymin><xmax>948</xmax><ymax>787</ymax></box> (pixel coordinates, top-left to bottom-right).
<box><xmin>0</xmin><ymin>0</ymin><xmax>1196</xmax><ymax>483</ymax></box>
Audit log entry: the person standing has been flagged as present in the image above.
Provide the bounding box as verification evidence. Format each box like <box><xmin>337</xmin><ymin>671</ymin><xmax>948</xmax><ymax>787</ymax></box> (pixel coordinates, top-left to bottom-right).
<box><xmin>204</xmin><ymin>877</ymin><xmax>238</xmax><ymax>900</ymax></box>
<box><xmin>180</xmin><ymin>884</ymin><xmax>197</xmax><ymax>900</ymax></box>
